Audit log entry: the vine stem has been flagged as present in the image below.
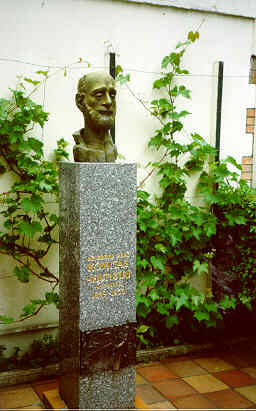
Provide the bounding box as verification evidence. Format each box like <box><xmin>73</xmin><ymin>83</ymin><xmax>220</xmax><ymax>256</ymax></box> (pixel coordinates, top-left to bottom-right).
<box><xmin>137</xmin><ymin>149</ymin><xmax>169</xmax><ymax>189</ymax></box>
<box><xmin>0</xmin><ymin>304</ymin><xmax>44</xmax><ymax>325</ymax></box>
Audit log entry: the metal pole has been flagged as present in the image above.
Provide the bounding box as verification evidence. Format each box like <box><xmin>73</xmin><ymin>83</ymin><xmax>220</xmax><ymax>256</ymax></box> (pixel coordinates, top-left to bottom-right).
<box><xmin>109</xmin><ymin>52</ymin><xmax>116</xmax><ymax>144</ymax></box>
<box><xmin>215</xmin><ymin>61</ymin><xmax>224</xmax><ymax>162</ymax></box>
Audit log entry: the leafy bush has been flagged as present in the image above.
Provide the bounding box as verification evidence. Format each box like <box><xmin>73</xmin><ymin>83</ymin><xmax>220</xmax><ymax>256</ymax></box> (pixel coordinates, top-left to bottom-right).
<box><xmin>0</xmin><ymin>335</ymin><xmax>58</xmax><ymax>371</ymax></box>
<box><xmin>132</xmin><ymin>32</ymin><xmax>256</xmax><ymax>348</ymax></box>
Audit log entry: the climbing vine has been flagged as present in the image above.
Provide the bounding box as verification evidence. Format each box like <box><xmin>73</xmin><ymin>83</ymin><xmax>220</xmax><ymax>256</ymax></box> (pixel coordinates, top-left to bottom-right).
<box><xmin>0</xmin><ymin>76</ymin><xmax>69</xmax><ymax>324</ymax></box>
<box><xmin>117</xmin><ymin>32</ymin><xmax>256</xmax><ymax>348</ymax></box>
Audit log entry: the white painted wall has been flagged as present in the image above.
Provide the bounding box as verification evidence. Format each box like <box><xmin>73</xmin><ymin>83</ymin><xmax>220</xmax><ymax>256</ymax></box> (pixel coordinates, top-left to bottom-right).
<box><xmin>0</xmin><ymin>0</ymin><xmax>254</xmax><ymax>345</ymax></box>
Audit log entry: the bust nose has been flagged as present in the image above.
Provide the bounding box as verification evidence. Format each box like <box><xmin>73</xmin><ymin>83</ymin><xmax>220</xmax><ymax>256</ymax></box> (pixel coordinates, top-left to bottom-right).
<box><xmin>103</xmin><ymin>92</ymin><xmax>113</xmax><ymax>108</ymax></box>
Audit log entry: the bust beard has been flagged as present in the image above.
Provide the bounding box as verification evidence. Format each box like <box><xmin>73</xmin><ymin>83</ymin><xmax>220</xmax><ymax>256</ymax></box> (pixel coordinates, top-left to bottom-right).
<box><xmin>84</xmin><ymin>104</ymin><xmax>115</xmax><ymax>131</ymax></box>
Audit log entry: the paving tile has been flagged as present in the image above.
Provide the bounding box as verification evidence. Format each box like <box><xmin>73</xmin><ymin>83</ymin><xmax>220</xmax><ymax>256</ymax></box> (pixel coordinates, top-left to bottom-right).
<box><xmin>0</xmin><ymin>385</ymin><xmax>40</xmax><ymax>409</ymax></box>
<box><xmin>43</xmin><ymin>388</ymin><xmax>67</xmax><ymax>410</ymax></box>
<box><xmin>171</xmin><ymin>393</ymin><xmax>216</xmax><ymax>409</ymax></box>
<box><xmin>235</xmin><ymin>385</ymin><xmax>256</xmax><ymax>403</ymax></box>
<box><xmin>149</xmin><ymin>400</ymin><xmax>176</xmax><ymax>409</ymax></box>
<box><xmin>136</xmin><ymin>373</ymin><xmax>149</xmax><ymax>385</ymax></box>
<box><xmin>243</xmin><ymin>367</ymin><xmax>256</xmax><ymax>379</ymax></box>
<box><xmin>153</xmin><ymin>378</ymin><xmax>196</xmax><ymax>399</ymax></box>
<box><xmin>165</xmin><ymin>359</ymin><xmax>208</xmax><ymax>377</ymax></box>
<box><xmin>0</xmin><ymin>383</ymin><xmax>31</xmax><ymax>393</ymax></box>
<box><xmin>136</xmin><ymin>384</ymin><xmax>166</xmax><ymax>404</ymax></box>
<box><xmin>137</xmin><ymin>364</ymin><xmax>177</xmax><ymax>382</ymax></box>
<box><xmin>32</xmin><ymin>378</ymin><xmax>59</xmax><ymax>400</ymax></box>
<box><xmin>205</xmin><ymin>388</ymin><xmax>253</xmax><ymax>409</ymax></box>
<box><xmin>183</xmin><ymin>374</ymin><xmax>228</xmax><ymax>393</ymax></box>
<box><xmin>214</xmin><ymin>369</ymin><xmax>256</xmax><ymax>387</ymax></box>
<box><xmin>194</xmin><ymin>356</ymin><xmax>235</xmax><ymax>372</ymax></box>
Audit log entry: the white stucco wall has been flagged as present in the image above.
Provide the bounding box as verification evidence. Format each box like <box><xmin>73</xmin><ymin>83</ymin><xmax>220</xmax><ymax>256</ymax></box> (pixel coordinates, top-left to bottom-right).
<box><xmin>0</xmin><ymin>0</ymin><xmax>254</xmax><ymax>344</ymax></box>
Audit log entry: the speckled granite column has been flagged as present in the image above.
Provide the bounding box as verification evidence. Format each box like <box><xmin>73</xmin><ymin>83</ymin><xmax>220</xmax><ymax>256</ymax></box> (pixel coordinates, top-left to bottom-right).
<box><xmin>59</xmin><ymin>162</ymin><xmax>136</xmax><ymax>409</ymax></box>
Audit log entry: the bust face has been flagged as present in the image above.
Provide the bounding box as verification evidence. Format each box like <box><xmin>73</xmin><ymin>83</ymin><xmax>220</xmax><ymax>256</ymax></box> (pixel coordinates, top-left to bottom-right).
<box><xmin>76</xmin><ymin>72</ymin><xmax>116</xmax><ymax>132</ymax></box>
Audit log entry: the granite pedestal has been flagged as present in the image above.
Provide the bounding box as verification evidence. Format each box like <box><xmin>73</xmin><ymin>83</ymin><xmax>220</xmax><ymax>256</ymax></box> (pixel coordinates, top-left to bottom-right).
<box><xmin>59</xmin><ymin>162</ymin><xmax>137</xmax><ymax>409</ymax></box>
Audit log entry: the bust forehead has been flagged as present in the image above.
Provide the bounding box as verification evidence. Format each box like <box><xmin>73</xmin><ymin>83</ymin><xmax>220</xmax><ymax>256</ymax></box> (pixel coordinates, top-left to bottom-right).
<box><xmin>78</xmin><ymin>71</ymin><xmax>116</xmax><ymax>94</ymax></box>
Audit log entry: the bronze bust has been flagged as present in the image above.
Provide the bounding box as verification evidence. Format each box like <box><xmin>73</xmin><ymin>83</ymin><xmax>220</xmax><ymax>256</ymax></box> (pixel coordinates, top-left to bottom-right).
<box><xmin>73</xmin><ymin>71</ymin><xmax>117</xmax><ymax>162</ymax></box>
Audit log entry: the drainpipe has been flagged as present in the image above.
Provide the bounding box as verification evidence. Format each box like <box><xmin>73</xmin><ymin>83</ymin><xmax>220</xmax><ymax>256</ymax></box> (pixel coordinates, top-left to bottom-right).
<box><xmin>252</xmin><ymin>20</ymin><xmax>256</xmax><ymax>187</ymax></box>
<box><xmin>215</xmin><ymin>61</ymin><xmax>224</xmax><ymax>162</ymax></box>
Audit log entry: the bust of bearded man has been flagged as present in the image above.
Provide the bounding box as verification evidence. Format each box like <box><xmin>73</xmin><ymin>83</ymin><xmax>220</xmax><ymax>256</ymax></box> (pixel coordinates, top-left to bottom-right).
<box><xmin>73</xmin><ymin>71</ymin><xmax>117</xmax><ymax>162</ymax></box>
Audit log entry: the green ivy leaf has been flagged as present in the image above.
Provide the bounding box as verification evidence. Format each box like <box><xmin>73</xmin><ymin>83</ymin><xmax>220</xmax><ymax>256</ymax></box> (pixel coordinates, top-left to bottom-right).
<box><xmin>175</xmin><ymin>293</ymin><xmax>188</xmax><ymax>311</ymax></box>
<box><xmin>155</xmin><ymin>243</ymin><xmax>168</xmax><ymax>254</ymax></box>
<box><xmin>49</xmin><ymin>214</ymin><xmax>59</xmax><ymax>224</ymax></box>
<box><xmin>137</xmin><ymin>324</ymin><xmax>149</xmax><ymax>334</ymax></box>
<box><xmin>116</xmin><ymin>73</ymin><xmax>130</xmax><ymax>85</ymax></box>
<box><xmin>21</xmin><ymin>195</ymin><xmax>44</xmax><ymax>213</ymax></box>
<box><xmin>13</xmin><ymin>266</ymin><xmax>30</xmax><ymax>283</ymax></box>
<box><xmin>161</xmin><ymin>56</ymin><xmax>170</xmax><ymax>69</ymax></box>
<box><xmin>165</xmin><ymin>314</ymin><xmax>179</xmax><ymax>329</ymax></box>
<box><xmin>194</xmin><ymin>311</ymin><xmax>210</xmax><ymax>322</ymax></box>
<box><xmin>0</xmin><ymin>315</ymin><xmax>14</xmax><ymax>324</ymax></box>
<box><xmin>18</xmin><ymin>221</ymin><xmax>42</xmax><ymax>238</ymax></box>
<box><xmin>193</xmin><ymin>260</ymin><xmax>209</xmax><ymax>275</ymax></box>
<box><xmin>150</xmin><ymin>256</ymin><xmax>165</xmax><ymax>270</ymax></box>
<box><xmin>149</xmin><ymin>289</ymin><xmax>159</xmax><ymax>301</ymax></box>
<box><xmin>24</xmin><ymin>78</ymin><xmax>41</xmax><ymax>86</ymax></box>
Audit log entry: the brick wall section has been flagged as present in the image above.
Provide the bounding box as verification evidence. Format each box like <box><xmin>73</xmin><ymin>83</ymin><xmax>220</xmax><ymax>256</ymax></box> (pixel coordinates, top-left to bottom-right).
<box><xmin>241</xmin><ymin>156</ymin><xmax>253</xmax><ymax>185</ymax></box>
<box><xmin>246</xmin><ymin>108</ymin><xmax>256</xmax><ymax>134</ymax></box>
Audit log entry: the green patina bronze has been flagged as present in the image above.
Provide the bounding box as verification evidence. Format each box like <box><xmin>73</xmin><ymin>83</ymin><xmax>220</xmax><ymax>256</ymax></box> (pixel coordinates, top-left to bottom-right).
<box><xmin>73</xmin><ymin>71</ymin><xmax>117</xmax><ymax>162</ymax></box>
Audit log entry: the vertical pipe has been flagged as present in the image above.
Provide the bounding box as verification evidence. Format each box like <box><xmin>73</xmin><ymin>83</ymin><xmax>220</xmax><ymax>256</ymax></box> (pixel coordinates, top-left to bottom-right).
<box><xmin>109</xmin><ymin>52</ymin><xmax>116</xmax><ymax>144</ymax></box>
<box><xmin>215</xmin><ymin>61</ymin><xmax>224</xmax><ymax>162</ymax></box>
<box><xmin>252</xmin><ymin>20</ymin><xmax>256</xmax><ymax>187</ymax></box>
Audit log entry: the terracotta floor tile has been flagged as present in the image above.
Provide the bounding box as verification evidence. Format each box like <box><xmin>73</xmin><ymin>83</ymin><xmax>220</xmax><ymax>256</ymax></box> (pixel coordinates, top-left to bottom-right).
<box><xmin>194</xmin><ymin>356</ymin><xmax>235</xmax><ymax>372</ymax></box>
<box><xmin>214</xmin><ymin>369</ymin><xmax>256</xmax><ymax>387</ymax></box>
<box><xmin>32</xmin><ymin>378</ymin><xmax>59</xmax><ymax>401</ymax></box>
<box><xmin>235</xmin><ymin>385</ymin><xmax>256</xmax><ymax>403</ymax></box>
<box><xmin>149</xmin><ymin>400</ymin><xmax>176</xmax><ymax>409</ymax></box>
<box><xmin>0</xmin><ymin>383</ymin><xmax>31</xmax><ymax>393</ymax></box>
<box><xmin>171</xmin><ymin>393</ymin><xmax>216</xmax><ymax>409</ymax></box>
<box><xmin>243</xmin><ymin>367</ymin><xmax>256</xmax><ymax>379</ymax></box>
<box><xmin>136</xmin><ymin>384</ymin><xmax>166</xmax><ymax>404</ymax></box>
<box><xmin>183</xmin><ymin>374</ymin><xmax>228</xmax><ymax>393</ymax></box>
<box><xmin>137</xmin><ymin>364</ymin><xmax>177</xmax><ymax>382</ymax></box>
<box><xmin>165</xmin><ymin>359</ymin><xmax>208</xmax><ymax>377</ymax></box>
<box><xmin>42</xmin><ymin>388</ymin><xmax>67</xmax><ymax>410</ymax></box>
<box><xmin>136</xmin><ymin>373</ymin><xmax>149</xmax><ymax>385</ymax></box>
<box><xmin>0</xmin><ymin>385</ymin><xmax>40</xmax><ymax>409</ymax></box>
<box><xmin>153</xmin><ymin>378</ymin><xmax>196</xmax><ymax>399</ymax></box>
<box><xmin>205</xmin><ymin>388</ymin><xmax>253</xmax><ymax>409</ymax></box>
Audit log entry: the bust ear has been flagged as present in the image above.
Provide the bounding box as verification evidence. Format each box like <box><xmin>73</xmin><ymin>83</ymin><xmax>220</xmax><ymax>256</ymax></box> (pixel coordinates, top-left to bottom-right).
<box><xmin>76</xmin><ymin>93</ymin><xmax>84</xmax><ymax>112</ymax></box>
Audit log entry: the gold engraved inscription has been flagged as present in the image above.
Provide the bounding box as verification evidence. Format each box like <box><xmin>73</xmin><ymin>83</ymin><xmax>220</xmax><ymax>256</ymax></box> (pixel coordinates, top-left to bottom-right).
<box><xmin>87</xmin><ymin>252</ymin><xmax>131</xmax><ymax>299</ymax></box>
<box><xmin>88</xmin><ymin>252</ymin><xmax>129</xmax><ymax>262</ymax></box>
<box><xmin>88</xmin><ymin>260</ymin><xmax>128</xmax><ymax>272</ymax></box>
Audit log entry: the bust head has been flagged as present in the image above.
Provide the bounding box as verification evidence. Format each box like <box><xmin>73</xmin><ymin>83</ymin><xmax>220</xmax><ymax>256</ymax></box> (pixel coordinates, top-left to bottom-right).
<box><xmin>76</xmin><ymin>71</ymin><xmax>116</xmax><ymax>133</ymax></box>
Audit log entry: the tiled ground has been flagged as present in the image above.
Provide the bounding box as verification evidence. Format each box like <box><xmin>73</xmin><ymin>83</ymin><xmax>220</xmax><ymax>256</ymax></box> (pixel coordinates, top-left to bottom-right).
<box><xmin>2</xmin><ymin>342</ymin><xmax>256</xmax><ymax>409</ymax></box>
<box><xmin>137</xmin><ymin>344</ymin><xmax>256</xmax><ymax>409</ymax></box>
